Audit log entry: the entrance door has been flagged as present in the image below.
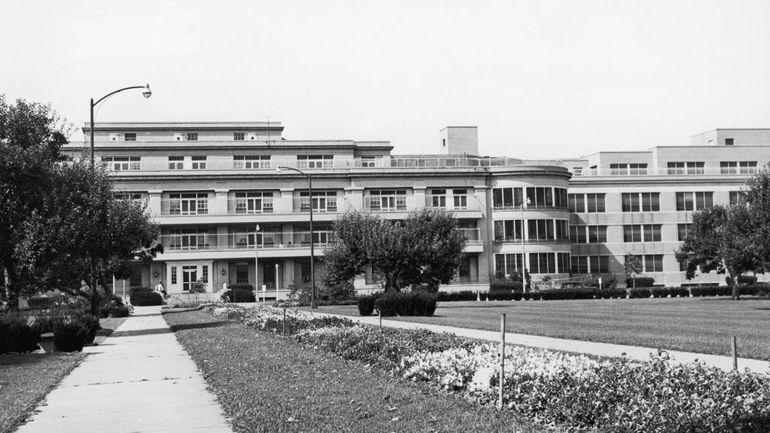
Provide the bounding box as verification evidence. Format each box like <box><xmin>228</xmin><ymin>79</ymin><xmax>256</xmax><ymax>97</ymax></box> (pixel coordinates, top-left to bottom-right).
<box><xmin>182</xmin><ymin>265</ymin><xmax>198</xmax><ymax>291</ymax></box>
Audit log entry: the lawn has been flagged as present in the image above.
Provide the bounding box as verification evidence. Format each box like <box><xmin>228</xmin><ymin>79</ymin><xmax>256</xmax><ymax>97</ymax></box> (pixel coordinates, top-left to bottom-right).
<box><xmin>317</xmin><ymin>296</ymin><xmax>770</xmax><ymax>360</ymax></box>
<box><xmin>163</xmin><ymin>309</ymin><xmax>543</xmax><ymax>433</ymax></box>
<box><xmin>0</xmin><ymin>316</ymin><xmax>126</xmax><ymax>433</ymax></box>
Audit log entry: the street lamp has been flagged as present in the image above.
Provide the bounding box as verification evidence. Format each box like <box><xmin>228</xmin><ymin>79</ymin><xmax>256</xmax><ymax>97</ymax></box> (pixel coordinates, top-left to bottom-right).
<box><xmin>277</xmin><ymin>166</ymin><xmax>316</xmax><ymax>308</ymax></box>
<box><xmin>90</xmin><ymin>84</ymin><xmax>152</xmax><ymax>167</ymax></box>
<box><xmin>520</xmin><ymin>197</ymin><xmax>531</xmax><ymax>292</ymax></box>
<box><xmin>255</xmin><ymin>224</ymin><xmax>261</xmax><ymax>302</ymax></box>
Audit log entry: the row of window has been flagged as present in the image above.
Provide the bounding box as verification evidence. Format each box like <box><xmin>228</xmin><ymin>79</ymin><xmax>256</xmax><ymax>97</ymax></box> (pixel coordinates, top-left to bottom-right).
<box><xmin>494</xmin><ymin>253</ymin><xmax>666</xmax><ymax>275</ymax></box>
<box><xmin>494</xmin><ymin>219</ymin><xmax>569</xmax><ymax>242</ymax></box>
<box><xmin>492</xmin><ymin>187</ymin><xmax>568</xmax><ymax>209</ymax></box>
<box><xmin>579</xmin><ymin>161</ymin><xmax>758</xmax><ymax>176</ymax></box>
<box><xmin>102</xmin><ymin>155</ymin><xmax>363</xmax><ymax>171</ymax></box>
<box><xmin>117</xmin><ymin>132</ymin><xmax>271</xmax><ymax>142</ymax></box>
<box><xmin>568</xmin><ymin>191</ymin><xmax>741</xmax><ymax>213</ymax></box>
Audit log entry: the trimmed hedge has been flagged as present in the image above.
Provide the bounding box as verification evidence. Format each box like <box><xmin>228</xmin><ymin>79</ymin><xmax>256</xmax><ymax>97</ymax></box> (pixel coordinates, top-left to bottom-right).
<box><xmin>625</xmin><ymin>277</ymin><xmax>655</xmax><ymax>288</ymax></box>
<box><xmin>358</xmin><ymin>292</ymin><xmax>438</xmax><ymax>317</ymax></box>
<box><xmin>130</xmin><ymin>291</ymin><xmax>163</xmax><ymax>306</ymax></box>
<box><xmin>129</xmin><ymin>286</ymin><xmax>153</xmax><ymax>297</ymax></box>
<box><xmin>0</xmin><ymin>312</ymin><xmax>42</xmax><ymax>354</ymax></box>
<box><xmin>357</xmin><ymin>294</ymin><xmax>379</xmax><ymax>316</ymax></box>
<box><xmin>227</xmin><ymin>283</ymin><xmax>254</xmax><ymax>291</ymax></box>
<box><xmin>489</xmin><ymin>281</ymin><xmax>523</xmax><ymax>292</ymax></box>
<box><xmin>221</xmin><ymin>288</ymin><xmax>256</xmax><ymax>303</ymax></box>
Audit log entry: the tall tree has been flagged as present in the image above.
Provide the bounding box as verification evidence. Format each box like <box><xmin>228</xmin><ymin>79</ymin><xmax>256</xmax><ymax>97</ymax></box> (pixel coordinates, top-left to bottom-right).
<box><xmin>0</xmin><ymin>96</ymin><xmax>69</xmax><ymax>308</ymax></box>
<box><xmin>324</xmin><ymin>208</ymin><xmax>466</xmax><ymax>292</ymax></box>
<box><xmin>675</xmin><ymin>205</ymin><xmax>756</xmax><ymax>300</ymax></box>
<box><xmin>745</xmin><ymin>167</ymin><xmax>770</xmax><ymax>272</ymax></box>
<box><xmin>17</xmin><ymin>162</ymin><xmax>162</xmax><ymax>314</ymax></box>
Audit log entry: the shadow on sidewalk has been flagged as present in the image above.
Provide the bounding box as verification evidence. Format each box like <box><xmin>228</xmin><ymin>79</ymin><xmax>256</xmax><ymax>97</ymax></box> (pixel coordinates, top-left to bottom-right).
<box><xmin>111</xmin><ymin>327</ymin><xmax>173</xmax><ymax>338</ymax></box>
<box><xmin>169</xmin><ymin>321</ymin><xmax>229</xmax><ymax>333</ymax></box>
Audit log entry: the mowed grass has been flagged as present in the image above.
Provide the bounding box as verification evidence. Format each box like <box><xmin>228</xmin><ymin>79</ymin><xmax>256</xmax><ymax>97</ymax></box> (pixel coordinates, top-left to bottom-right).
<box><xmin>0</xmin><ymin>316</ymin><xmax>126</xmax><ymax>433</ymax></box>
<box><xmin>163</xmin><ymin>309</ymin><xmax>542</xmax><ymax>433</ymax></box>
<box><xmin>318</xmin><ymin>296</ymin><xmax>770</xmax><ymax>360</ymax></box>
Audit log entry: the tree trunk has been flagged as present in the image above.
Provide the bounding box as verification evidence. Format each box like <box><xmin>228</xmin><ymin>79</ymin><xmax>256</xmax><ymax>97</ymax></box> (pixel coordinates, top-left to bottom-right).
<box><xmin>3</xmin><ymin>263</ymin><xmax>19</xmax><ymax>310</ymax></box>
<box><xmin>89</xmin><ymin>261</ymin><xmax>100</xmax><ymax>315</ymax></box>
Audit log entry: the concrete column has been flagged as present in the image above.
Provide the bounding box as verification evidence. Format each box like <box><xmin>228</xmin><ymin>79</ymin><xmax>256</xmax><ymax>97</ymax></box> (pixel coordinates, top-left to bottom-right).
<box><xmin>213</xmin><ymin>189</ymin><xmax>229</xmax><ymax>215</ymax></box>
<box><xmin>282</xmin><ymin>259</ymin><xmax>294</xmax><ymax>290</ymax></box>
<box><xmin>148</xmin><ymin>190</ymin><xmax>162</xmax><ymax>217</ymax></box>
<box><xmin>474</xmin><ymin>185</ymin><xmax>492</xmax><ymax>284</ymax></box>
<box><xmin>344</xmin><ymin>186</ymin><xmax>364</xmax><ymax>211</ymax></box>
<box><xmin>413</xmin><ymin>186</ymin><xmax>427</xmax><ymax>210</ymax></box>
<box><xmin>279</xmin><ymin>188</ymin><xmax>294</xmax><ymax>214</ymax></box>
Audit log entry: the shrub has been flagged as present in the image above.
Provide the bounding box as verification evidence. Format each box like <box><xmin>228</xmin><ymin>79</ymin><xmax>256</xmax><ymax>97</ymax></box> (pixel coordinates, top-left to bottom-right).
<box><xmin>488</xmin><ymin>291</ymin><xmax>523</xmax><ymax>301</ymax></box>
<box><xmin>27</xmin><ymin>295</ymin><xmax>65</xmax><ymax>309</ymax></box>
<box><xmin>0</xmin><ymin>312</ymin><xmax>42</xmax><ymax>354</ymax></box>
<box><xmin>489</xmin><ymin>281</ymin><xmax>523</xmax><ymax>292</ymax></box>
<box><xmin>437</xmin><ymin>291</ymin><xmax>477</xmax><ymax>302</ymax></box>
<box><xmin>727</xmin><ymin>275</ymin><xmax>758</xmax><ymax>286</ymax></box>
<box><xmin>130</xmin><ymin>291</ymin><xmax>163</xmax><ymax>306</ymax></box>
<box><xmin>690</xmin><ymin>286</ymin><xmax>734</xmax><ymax>297</ymax></box>
<box><xmin>110</xmin><ymin>305</ymin><xmax>130</xmax><ymax>317</ymax></box>
<box><xmin>374</xmin><ymin>292</ymin><xmax>438</xmax><ymax>317</ymax></box>
<box><xmin>129</xmin><ymin>286</ymin><xmax>153</xmax><ymax>297</ymax></box>
<box><xmin>53</xmin><ymin>319</ymin><xmax>88</xmax><ymax>352</ymax></box>
<box><xmin>221</xmin><ymin>289</ymin><xmax>256</xmax><ymax>303</ymax></box>
<box><xmin>625</xmin><ymin>277</ymin><xmax>655</xmax><ymax>288</ymax></box>
<box><xmin>356</xmin><ymin>294</ymin><xmax>380</xmax><ymax>316</ymax></box>
<box><xmin>81</xmin><ymin>313</ymin><xmax>100</xmax><ymax>345</ymax></box>
<box><xmin>628</xmin><ymin>288</ymin><xmax>652</xmax><ymax>298</ymax></box>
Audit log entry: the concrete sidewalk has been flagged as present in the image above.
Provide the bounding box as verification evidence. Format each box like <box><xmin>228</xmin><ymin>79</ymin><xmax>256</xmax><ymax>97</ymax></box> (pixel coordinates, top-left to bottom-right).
<box><xmin>15</xmin><ymin>306</ymin><xmax>233</xmax><ymax>433</ymax></box>
<box><xmin>315</xmin><ymin>312</ymin><xmax>770</xmax><ymax>374</ymax></box>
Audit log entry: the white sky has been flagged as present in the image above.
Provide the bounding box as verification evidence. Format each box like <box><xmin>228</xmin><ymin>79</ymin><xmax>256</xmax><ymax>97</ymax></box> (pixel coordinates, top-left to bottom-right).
<box><xmin>2</xmin><ymin>0</ymin><xmax>769</xmax><ymax>158</ymax></box>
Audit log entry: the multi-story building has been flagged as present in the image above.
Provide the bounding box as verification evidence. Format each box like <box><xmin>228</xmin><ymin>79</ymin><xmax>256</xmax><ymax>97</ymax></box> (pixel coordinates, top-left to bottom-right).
<box><xmin>62</xmin><ymin>123</ymin><xmax>770</xmax><ymax>296</ymax></box>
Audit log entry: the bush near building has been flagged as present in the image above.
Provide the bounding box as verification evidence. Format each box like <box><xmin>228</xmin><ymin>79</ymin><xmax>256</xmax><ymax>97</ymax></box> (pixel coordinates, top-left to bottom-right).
<box><xmin>130</xmin><ymin>291</ymin><xmax>163</xmax><ymax>306</ymax></box>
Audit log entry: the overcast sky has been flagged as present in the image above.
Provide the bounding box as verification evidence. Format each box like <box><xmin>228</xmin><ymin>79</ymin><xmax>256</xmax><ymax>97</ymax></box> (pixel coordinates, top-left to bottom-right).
<box><xmin>2</xmin><ymin>0</ymin><xmax>769</xmax><ymax>158</ymax></box>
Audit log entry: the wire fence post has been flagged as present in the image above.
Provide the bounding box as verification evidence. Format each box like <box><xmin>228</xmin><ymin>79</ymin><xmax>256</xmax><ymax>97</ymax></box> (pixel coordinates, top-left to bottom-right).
<box><xmin>282</xmin><ymin>307</ymin><xmax>287</xmax><ymax>337</ymax></box>
<box><xmin>731</xmin><ymin>336</ymin><xmax>738</xmax><ymax>371</ymax></box>
<box><xmin>498</xmin><ymin>313</ymin><xmax>506</xmax><ymax>410</ymax></box>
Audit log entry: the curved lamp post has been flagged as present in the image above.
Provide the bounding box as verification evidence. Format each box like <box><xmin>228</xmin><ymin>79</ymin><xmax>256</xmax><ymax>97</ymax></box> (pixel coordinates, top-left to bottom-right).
<box><xmin>90</xmin><ymin>84</ymin><xmax>152</xmax><ymax>167</ymax></box>
<box><xmin>277</xmin><ymin>165</ymin><xmax>316</xmax><ymax>309</ymax></box>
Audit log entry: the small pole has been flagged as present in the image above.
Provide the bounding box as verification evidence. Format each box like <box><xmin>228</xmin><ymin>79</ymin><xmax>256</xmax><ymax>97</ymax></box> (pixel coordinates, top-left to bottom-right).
<box><xmin>379</xmin><ymin>310</ymin><xmax>383</xmax><ymax>331</ymax></box>
<box><xmin>498</xmin><ymin>313</ymin><xmax>506</xmax><ymax>410</ymax></box>
<box><xmin>282</xmin><ymin>307</ymin><xmax>287</xmax><ymax>337</ymax></box>
<box><xmin>731</xmin><ymin>336</ymin><xmax>738</xmax><ymax>371</ymax></box>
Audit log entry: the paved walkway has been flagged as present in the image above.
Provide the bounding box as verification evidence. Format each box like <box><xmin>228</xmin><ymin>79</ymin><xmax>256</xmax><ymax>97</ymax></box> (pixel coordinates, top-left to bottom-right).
<box><xmin>15</xmin><ymin>306</ymin><xmax>233</xmax><ymax>433</ymax></box>
<box><xmin>314</xmin><ymin>312</ymin><xmax>770</xmax><ymax>374</ymax></box>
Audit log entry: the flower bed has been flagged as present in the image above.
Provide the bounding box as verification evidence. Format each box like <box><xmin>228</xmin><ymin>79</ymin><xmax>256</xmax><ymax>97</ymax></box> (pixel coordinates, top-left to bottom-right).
<box><xmin>206</xmin><ymin>305</ymin><xmax>770</xmax><ymax>432</ymax></box>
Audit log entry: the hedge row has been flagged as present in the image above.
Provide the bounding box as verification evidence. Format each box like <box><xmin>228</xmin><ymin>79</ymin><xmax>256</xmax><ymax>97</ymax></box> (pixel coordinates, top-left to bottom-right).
<box><xmin>221</xmin><ymin>288</ymin><xmax>256</xmax><ymax>303</ymax></box>
<box><xmin>130</xmin><ymin>291</ymin><xmax>163</xmax><ymax>306</ymax></box>
<box><xmin>0</xmin><ymin>311</ymin><xmax>100</xmax><ymax>354</ymax></box>
<box><xmin>357</xmin><ymin>292</ymin><xmax>438</xmax><ymax>316</ymax></box>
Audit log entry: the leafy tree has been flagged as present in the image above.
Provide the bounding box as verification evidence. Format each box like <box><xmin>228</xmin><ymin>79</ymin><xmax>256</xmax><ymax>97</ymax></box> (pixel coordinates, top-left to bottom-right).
<box><xmin>623</xmin><ymin>254</ymin><xmax>643</xmax><ymax>289</ymax></box>
<box><xmin>0</xmin><ymin>96</ymin><xmax>69</xmax><ymax>308</ymax></box>
<box><xmin>675</xmin><ymin>205</ymin><xmax>756</xmax><ymax>300</ymax></box>
<box><xmin>324</xmin><ymin>209</ymin><xmax>466</xmax><ymax>292</ymax></box>
<box><xmin>745</xmin><ymin>167</ymin><xmax>770</xmax><ymax>271</ymax></box>
<box><xmin>17</xmin><ymin>162</ymin><xmax>162</xmax><ymax>314</ymax></box>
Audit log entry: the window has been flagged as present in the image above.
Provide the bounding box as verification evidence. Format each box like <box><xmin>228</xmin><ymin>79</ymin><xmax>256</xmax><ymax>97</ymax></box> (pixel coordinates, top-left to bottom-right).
<box><xmin>730</xmin><ymin>191</ymin><xmax>747</xmax><ymax>206</ymax></box>
<box><xmin>166</xmin><ymin>228</ymin><xmax>209</xmax><ymax>250</ymax></box>
<box><xmin>677</xmin><ymin>223</ymin><xmax>691</xmax><ymax>241</ymax></box>
<box><xmin>667</xmin><ymin>161</ymin><xmax>704</xmax><ymax>175</ymax></box>
<box><xmin>622</xmin><ymin>193</ymin><xmax>659</xmax><ymax>212</ymax></box>
<box><xmin>493</xmin><ymin>187</ymin><xmax>524</xmax><ymax>209</ymax></box>
<box><xmin>102</xmin><ymin>156</ymin><xmax>141</xmax><ymax>171</ymax></box>
<box><xmin>458</xmin><ymin>257</ymin><xmax>471</xmax><ymax>281</ymax></box>
<box><xmin>300</xmin><ymin>190</ymin><xmax>338</xmax><ymax>212</ymax></box>
<box><xmin>428</xmin><ymin>189</ymin><xmax>446</xmax><ymax>208</ymax></box>
<box><xmin>554</xmin><ymin>188</ymin><xmax>568</xmax><ymax>208</ymax></box>
<box><xmin>234</xmin><ymin>191</ymin><xmax>273</xmax><ymax>214</ymax></box>
<box><xmin>234</xmin><ymin>155</ymin><xmax>270</xmax><ymax>169</ymax></box>
<box><xmin>297</xmin><ymin>155</ymin><xmax>333</xmax><ymax>169</ymax></box>
<box><xmin>453</xmin><ymin>189</ymin><xmax>468</xmax><ymax>209</ymax></box>
<box><xmin>643</xmin><ymin>255</ymin><xmax>663</xmax><ymax>272</ymax></box>
<box><xmin>555</xmin><ymin>220</ymin><xmax>569</xmax><ymax>240</ymax></box>
<box><xmin>557</xmin><ymin>252</ymin><xmax>571</xmax><ymax>273</ymax></box>
<box><xmin>526</xmin><ymin>187</ymin><xmax>554</xmax><ymax>208</ymax></box>
<box><xmin>725</xmin><ymin>138</ymin><xmax>734</xmax><ymax>146</ymax></box>
<box><xmin>570</xmin><ymin>225</ymin><xmax>587</xmax><ymax>243</ymax></box>
<box><xmin>527</xmin><ymin>219</ymin><xmax>555</xmax><ymax>241</ymax></box>
<box><xmin>124</xmin><ymin>133</ymin><xmax>136</xmax><ymax>141</ymax></box>
<box><xmin>191</xmin><ymin>156</ymin><xmax>207</xmax><ymax>170</ymax></box>
<box><xmin>168</xmin><ymin>193</ymin><xmax>208</xmax><ymax>215</ymax></box>
<box><xmin>568</xmin><ymin>193</ymin><xmax>605</xmax><ymax>213</ymax></box>
<box><xmin>570</xmin><ymin>225</ymin><xmax>606</xmax><ymax>244</ymax></box>
<box><xmin>495</xmin><ymin>253</ymin><xmax>523</xmax><ymax>275</ymax></box>
<box><xmin>571</xmin><ymin>256</ymin><xmax>609</xmax><ymax>273</ymax></box>
<box><xmin>530</xmin><ymin>253</ymin><xmax>556</xmax><ymax>274</ymax></box>
<box><xmin>114</xmin><ymin>192</ymin><xmax>143</xmax><ymax>201</ymax></box>
<box><xmin>360</xmin><ymin>157</ymin><xmax>376</xmax><ymax>168</ymax></box>
<box><xmin>170</xmin><ymin>266</ymin><xmax>177</xmax><ymax>285</ymax></box>
<box><xmin>234</xmin><ymin>132</ymin><xmax>245</xmax><ymax>141</ymax></box>
<box><xmin>609</xmin><ymin>163</ymin><xmax>646</xmax><ymax>176</ymax></box>
<box><xmin>168</xmin><ymin>156</ymin><xmax>184</xmax><ymax>170</ymax></box>
<box><xmin>129</xmin><ymin>269</ymin><xmax>142</xmax><ymax>287</ymax></box>
<box><xmin>623</xmin><ymin>225</ymin><xmax>661</xmax><ymax>242</ymax></box>
<box><xmin>366</xmin><ymin>189</ymin><xmax>406</xmax><ymax>212</ymax></box>
<box><xmin>236</xmin><ymin>264</ymin><xmax>249</xmax><ymax>283</ymax></box>
<box><xmin>186</xmin><ymin>132</ymin><xmax>198</xmax><ymax>141</ymax></box>
<box><xmin>572</xmin><ymin>167</ymin><xmax>583</xmax><ymax>176</ymax></box>
<box><xmin>720</xmin><ymin>161</ymin><xmax>757</xmax><ymax>174</ymax></box>
<box><xmin>494</xmin><ymin>220</ymin><xmax>522</xmax><ymax>241</ymax></box>
<box><xmin>676</xmin><ymin>192</ymin><xmax>713</xmax><ymax>211</ymax></box>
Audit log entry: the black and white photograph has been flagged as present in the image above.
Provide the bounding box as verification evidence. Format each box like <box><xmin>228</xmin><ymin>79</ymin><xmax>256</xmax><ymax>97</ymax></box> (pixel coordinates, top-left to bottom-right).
<box><xmin>1</xmin><ymin>1</ymin><xmax>769</xmax><ymax>432</ymax></box>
